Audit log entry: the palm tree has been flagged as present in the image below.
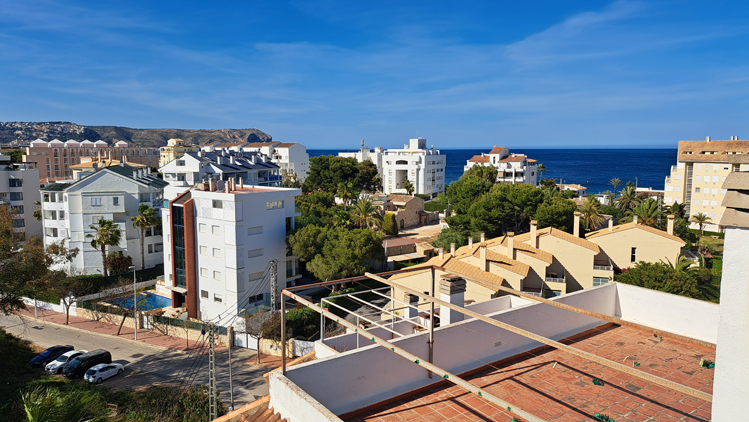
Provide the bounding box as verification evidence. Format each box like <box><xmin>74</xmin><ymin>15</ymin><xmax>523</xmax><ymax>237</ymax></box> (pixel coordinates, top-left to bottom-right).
<box><xmin>690</xmin><ymin>212</ymin><xmax>711</xmax><ymax>237</ymax></box>
<box><xmin>87</xmin><ymin>219</ymin><xmax>122</xmax><ymax>277</ymax></box>
<box><xmin>667</xmin><ymin>201</ymin><xmax>686</xmax><ymax>219</ymax></box>
<box><xmin>615</xmin><ymin>186</ymin><xmax>640</xmax><ymax>211</ymax></box>
<box><xmin>578</xmin><ymin>196</ymin><xmax>606</xmax><ymax>231</ymax></box>
<box><xmin>352</xmin><ymin>197</ymin><xmax>383</xmax><ymax>230</ymax></box>
<box><xmin>131</xmin><ymin>204</ymin><xmax>160</xmax><ymax>270</ymax></box>
<box><xmin>403</xmin><ymin>180</ymin><xmax>415</xmax><ymax>195</ymax></box>
<box><xmin>336</xmin><ymin>181</ymin><xmax>356</xmax><ymax>208</ymax></box>
<box><xmin>624</xmin><ymin>198</ymin><xmax>661</xmax><ymax>227</ymax></box>
<box><xmin>661</xmin><ymin>255</ymin><xmax>696</xmax><ymax>275</ymax></box>
<box><xmin>333</xmin><ymin>210</ymin><xmax>351</xmax><ymax>228</ymax></box>
<box><xmin>609</xmin><ymin>178</ymin><xmax>621</xmax><ymax>198</ymax></box>
<box><xmin>537</xmin><ymin>163</ymin><xmax>546</xmax><ymax>180</ymax></box>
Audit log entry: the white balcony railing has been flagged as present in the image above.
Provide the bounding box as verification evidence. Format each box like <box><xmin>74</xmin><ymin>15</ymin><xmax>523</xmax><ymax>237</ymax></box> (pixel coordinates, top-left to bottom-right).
<box><xmin>545</xmin><ymin>277</ymin><xmax>565</xmax><ymax>283</ymax></box>
<box><xmin>593</xmin><ymin>265</ymin><xmax>613</xmax><ymax>271</ymax></box>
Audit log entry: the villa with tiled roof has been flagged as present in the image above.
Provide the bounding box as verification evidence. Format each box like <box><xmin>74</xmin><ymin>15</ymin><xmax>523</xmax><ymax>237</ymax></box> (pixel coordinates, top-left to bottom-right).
<box><xmin>464</xmin><ymin>145</ymin><xmax>539</xmax><ymax>185</ymax></box>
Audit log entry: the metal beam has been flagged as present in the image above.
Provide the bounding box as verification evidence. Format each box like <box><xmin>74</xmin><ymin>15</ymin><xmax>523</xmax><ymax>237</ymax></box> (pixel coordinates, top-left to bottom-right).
<box><xmin>434</xmin><ymin>265</ymin><xmax>716</xmax><ymax>350</ymax></box>
<box><xmin>321</xmin><ymin>297</ymin><xmax>403</xmax><ymax>337</ymax></box>
<box><xmin>283</xmin><ymin>289</ymin><xmax>546</xmax><ymax>422</ymax></box>
<box><xmin>367</xmin><ymin>272</ymin><xmax>714</xmax><ymax>403</ymax></box>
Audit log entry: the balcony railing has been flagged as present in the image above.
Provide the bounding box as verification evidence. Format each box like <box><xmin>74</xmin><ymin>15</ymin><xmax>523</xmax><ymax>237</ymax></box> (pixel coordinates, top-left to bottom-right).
<box><xmin>593</xmin><ymin>264</ymin><xmax>613</xmax><ymax>271</ymax></box>
<box><xmin>545</xmin><ymin>276</ymin><xmax>565</xmax><ymax>283</ymax></box>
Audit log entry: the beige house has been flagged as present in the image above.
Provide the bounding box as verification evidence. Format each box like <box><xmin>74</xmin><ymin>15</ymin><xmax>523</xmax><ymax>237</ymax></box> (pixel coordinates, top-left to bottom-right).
<box><xmin>374</xmin><ymin>194</ymin><xmax>438</xmax><ymax>229</ymax></box>
<box><xmin>663</xmin><ymin>136</ymin><xmax>749</xmax><ymax>231</ymax></box>
<box><xmin>159</xmin><ymin>138</ymin><xmax>201</xmax><ymax>167</ymax></box>
<box><xmin>586</xmin><ymin>216</ymin><xmax>686</xmax><ymax>269</ymax></box>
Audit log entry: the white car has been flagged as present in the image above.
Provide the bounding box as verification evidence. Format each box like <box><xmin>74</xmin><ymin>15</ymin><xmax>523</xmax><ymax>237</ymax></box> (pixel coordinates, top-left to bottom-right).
<box><xmin>83</xmin><ymin>363</ymin><xmax>124</xmax><ymax>384</ymax></box>
<box><xmin>45</xmin><ymin>350</ymin><xmax>88</xmax><ymax>375</ymax></box>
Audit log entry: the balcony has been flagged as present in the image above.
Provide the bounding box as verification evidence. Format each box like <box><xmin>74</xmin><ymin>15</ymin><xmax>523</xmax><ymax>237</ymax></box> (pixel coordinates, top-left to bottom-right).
<box><xmin>593</xmin><ymin>258</ymin><xmax>614</xmax><ymax>271</ymax></box>
<box><xmin>545</xmin><ymin>271</ymin><xmax>566</xmax><ymax>283</ymax></box>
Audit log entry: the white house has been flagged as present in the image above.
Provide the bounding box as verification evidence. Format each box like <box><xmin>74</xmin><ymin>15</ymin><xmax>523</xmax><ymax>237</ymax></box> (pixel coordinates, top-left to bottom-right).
<box><xmin>0</xmin><ymin>155</ymin><xmax>42</xmax><ymax>237</ymax></box>
<box><xmin>159</xmin><ymin>150</ymin><xmax>282</xmax><ymax>188</ymax></box>
<box><xmin>40</xmin><ymin>163</ymin><xmax>167</xmax><ymax>274</ymax></box>
<box><xmin>464</xmin><ymin>146</ymin><xmax>539</xmax><ymax>186</ymax></box>
<box><xmin>202</xmin><ymin>140</ymin><xmax>310</xmax><ymax>182</ymax></box>
<box><xmin>161</xmin><ymin>181</ymin><xmax>302</xmax><ymax>321</ymax></box>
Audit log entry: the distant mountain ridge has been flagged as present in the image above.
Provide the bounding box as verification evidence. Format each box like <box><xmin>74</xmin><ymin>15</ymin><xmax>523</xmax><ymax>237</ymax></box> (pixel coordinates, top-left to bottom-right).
<box><xmin>0</xmin><ymin>122</ymin><xmax>272</xmax><ymax>148</ymax></box>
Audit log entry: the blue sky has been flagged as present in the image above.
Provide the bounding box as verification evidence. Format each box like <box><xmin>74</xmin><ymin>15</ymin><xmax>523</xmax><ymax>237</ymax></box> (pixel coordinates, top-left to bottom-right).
<box><xmin>1</xmin><ymin>1</ymin><xmax>748</xmax><ymax>148</ymax></box>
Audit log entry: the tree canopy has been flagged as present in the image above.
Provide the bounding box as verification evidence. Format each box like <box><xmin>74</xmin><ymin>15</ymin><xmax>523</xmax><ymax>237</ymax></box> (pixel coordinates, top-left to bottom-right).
<box><xmin>302</xmin><ymin>155</ymin><xmax>379</xmax><ymax>194</ymax></box>
<box><xmin>463</xmin><ymin>165</ymin><xmax>497</xmax><ymax>183</ymax></box>
<box><xmin>615</xmin><ymin>259</ymin><xmax>719</xmax><ymax>302</ymax></box>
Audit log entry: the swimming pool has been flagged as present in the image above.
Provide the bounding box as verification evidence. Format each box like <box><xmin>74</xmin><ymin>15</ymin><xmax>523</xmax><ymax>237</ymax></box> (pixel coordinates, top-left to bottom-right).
<box><xmin>106</xmin><ymin>291</ymin><xmax>172</xmax><ymax>311</ymax></box>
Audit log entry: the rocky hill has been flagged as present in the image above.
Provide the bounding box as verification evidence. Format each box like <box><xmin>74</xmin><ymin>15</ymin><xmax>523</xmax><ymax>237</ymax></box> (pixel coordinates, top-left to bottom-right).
<box><xmin>0</xmin><ymin>122</ymin><xmax>272</xmax><ymax>148</ymax></box>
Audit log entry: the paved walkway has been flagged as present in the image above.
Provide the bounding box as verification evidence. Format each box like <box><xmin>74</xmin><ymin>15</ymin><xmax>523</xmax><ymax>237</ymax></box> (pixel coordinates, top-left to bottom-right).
<box><xmin>19</xmin><ymin>305</ymin><xmax>206</xmax><ymax>351</ymax></box>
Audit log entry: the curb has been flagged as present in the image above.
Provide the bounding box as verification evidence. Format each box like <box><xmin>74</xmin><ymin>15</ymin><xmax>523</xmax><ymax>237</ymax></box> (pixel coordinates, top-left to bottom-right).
<box><xmin>17</xmin><ymin>312</ymin><xmax>188</xmax><ymax>354</ymax></box>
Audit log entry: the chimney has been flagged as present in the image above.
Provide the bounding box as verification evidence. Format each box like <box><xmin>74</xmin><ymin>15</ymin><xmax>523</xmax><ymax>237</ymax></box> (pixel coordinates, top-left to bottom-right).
<box><xmin>403</xmin><ymin>293</ymin><xmax>419</xmax><ymax>319</ymax></box>
<box><xmin>438</xmin><ymin>248</ymin><xmax>444</xmax><ymax>260</ymax></box>
<box><xmin>450</xmin><ymin>243</ymin><xmax>456</xmax><ymax>257</ymax></box>
<box><xmin>706</xmin><ymin>136</ymin><xmax>711</xmax><ymax>142</ymax></box>
<box><xmin>480</xmin><ymin>232</ymin><xmax>485</xmax><ymax>243</ymax></box>
<box><xmin>439</xmin><ymin>275</ymin><xmax>466</xmax><ymax>326</ymax></box>
<box><xmin>468</xmin><ymin>237</ymin><xmax>473</xmax><ymax>249</ymax></box>
<box><xmin>225</xmin><ymin>180</ymin><xmax>230</xmax><ymax>193</ymax></box>
<box><xmin>608</xmin><ymin>219</ymin><xmax>613</xmax><ymax>232</ymax></box>
<box><xmin>239</xmin><ymin>177</ymin><xmax>244</xmax><ymax>189</ymax></box>
<box><xmin>530</xmin><ymin>220</ymin><xmax>538</xmax><ymax>248</ymax></box>
<box><xmin>633</xmin><ymin>215</ymin><xmax>638</xmax><ymax>225</ymax></box>
<box><xmin>573</xmin><ymin>212</ymin><xmax>581</xmax><ymax>237</ymax></box>
<box><xmin>209</xmin><ymin>178</ymin><xmax>215</xmax><ymax>192</ymax></box>
<box><xmin>667</xmin><ymin>214</ymin><xmax>675</xmax><ymax>235</ymax></box>
<box><xmin>123</xmin><ymin>155</ymin><xmax>127</xmax><ymax>163</ymax></box>
<box><xmin>507</xmin><ymin>232</ymin><xmax>515</xmax><ymax>260</ymax></box>
<box><xmin>479</xmin><ymin>242</ymin><xmax>487</xmax><ymax>271</ymax></box>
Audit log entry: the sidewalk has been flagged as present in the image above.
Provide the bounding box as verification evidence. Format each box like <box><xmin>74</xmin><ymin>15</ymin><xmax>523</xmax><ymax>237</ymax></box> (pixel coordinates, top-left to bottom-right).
<box><xmin>19</xmin><ymin>305</ymin><xmax>207</xmax><ymax>351</ymax></box>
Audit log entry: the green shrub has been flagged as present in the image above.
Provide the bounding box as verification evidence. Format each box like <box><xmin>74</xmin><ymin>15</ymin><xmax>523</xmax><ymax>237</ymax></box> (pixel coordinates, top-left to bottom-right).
<box><xmin>382</xmin><ymin>212</ymin><xmax>398</xmax><ymax>236</ymax></box>
<box><xmin>414</xmin><ymin>194</ymin><xmax>430</xmax><ymax>200</ymax></box>
<box><xmin>424</xmin><ymin>202</ymin><xmax>448</xmax><ymax>213</ymax></box>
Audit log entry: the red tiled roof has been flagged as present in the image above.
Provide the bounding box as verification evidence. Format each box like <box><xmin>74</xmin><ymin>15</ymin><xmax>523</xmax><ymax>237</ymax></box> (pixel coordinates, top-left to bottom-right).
<box><xmin>383</xmin><ymin>237</ymin><xmax>418</xmax><ymax>247</ymax></box>
<box><xmin>468</xmin><ymin>155</ymin><xmax>490</xmax><ymax>163</ymax></box>
<box><xmin>489</xmin><ymin>146</ymin><xmax>506</xmax><ymax>154</ymax></box>
<box><xmin>274</xmin><ymin>142</ymin><xmax>297</xmax><ymax>148</ymax></box>
<box><xmin>215</xmin><ymin>141</ymin><xmax>246</xmax><ymax>148</ymax></box>
<box><xmin>586</xmin><ymin>222</ymin><xmax>686</xmax><ymax>245</ymax></box>
<box><xmin>497</xmin><ymin>154</ymin><xmax>526</xmax><ymax>163</ymax></box>
<box><xmin>246</xmin><ymin>141</ymin><xmax>278</xmax><ymax>147</ymax></box>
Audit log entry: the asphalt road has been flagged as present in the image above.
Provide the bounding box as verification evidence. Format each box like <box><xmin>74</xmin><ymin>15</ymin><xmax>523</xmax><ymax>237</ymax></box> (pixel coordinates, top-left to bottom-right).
<box><xmin>0</xmin><ymin>313</ymin><xmax>269</xmax><ymax>408</ymax></box>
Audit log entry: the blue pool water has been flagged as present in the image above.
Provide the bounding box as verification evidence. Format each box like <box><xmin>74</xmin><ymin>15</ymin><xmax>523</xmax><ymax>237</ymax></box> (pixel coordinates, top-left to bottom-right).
<box><xmin>107</xmin><ymin>291</ymin><xmax>172</xmax><ymax>311</ymax></box>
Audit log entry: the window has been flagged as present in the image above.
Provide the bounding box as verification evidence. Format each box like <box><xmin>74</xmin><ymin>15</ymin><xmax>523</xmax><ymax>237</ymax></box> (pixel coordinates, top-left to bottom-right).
<box><xmin>59</xmin><ymin>211</ymin><xmax>65</xmax><ymax>219</ymax></box>
<box><xmin>695</xmin><ymin>187</ymin><xmax>700</xmax><ymax>193</ymax></box>
<box><xmin>593</xmin><ymin>277</ymin><xmax>609</xmax><ymax>287</ymax></box>
<box><xmin>214</xmin><ymin>294</ymin><xmax>222</xmax><ymax>303</ymax></box>
<box><xmin>247</xmin><ymin>226</ymin><xmax>263</xmax><ymax>236</ymax></box>
<box><xmin>695</xmin><ymin>175</ymin><xmax>701</xmax><ymax>181</ymax></box>
<box><xmin>200</xmin><ymin>267</ymin><xmax>208</xmax><ymax>277</ymax></box>
<box><xmin>675</xmin><ymin>186</ymin><xmax>681</xmax><ymax>192</ymax></box>
<box><xmin>113</xmin><ymin>197</ymin><xmax>119</xmax><ymax>206</ymax></box>
<box><xmin>631</xmin><ymin>247</ymin><xmax>637</xmax><ymax>263</ymax></box>
<box><xmin>712</xmin><ymin>188</ymin><xmax>718</xmax><ymax>195</ymax></box>
<box><xmin>266</xmin><ymin>200</ymin><xmax>283</xmax><ymax>210</ymax></box>
<box><xmin>11</xmin><ymin>205</ymin><xmax>24</xmax><ymax>214</ymax></box>
<box><xmin>148</xmin><ymin>244</ymin><xmax>153</xmax><ymax>253</ymax></box>
<box><xmin>90</xmin><ymin>197</ymin><xmax>101</xmax><ymax>206</ymax></box>
<box><xmin>248</xmin><ymin>271</ymin><xmax>264</xmax><ymax>282</ymax></box>
<box><xmin>710</xmin><ymin>213</ymin><xmax>717</xmax><ymax>219</ymax></box>
<box><xmin>212</xmin><ymin>225</ymin><xmax>220</xmax><ymax>235</ymax></box>
<box><xmin>212</xmin><ymin>200</ymin><xmax>222</xmax><ymax>209</ymax></box>
<box><xmin>724</xmin><ymin>165</ymin><xmax>730</xmax><ymax>170</ymax></box>
<box><xmin>696</xmin><ymin>164</ymin><xmax>702</xmax><ymax>169</ymax></box>
<box><xmin>674</xmin><ymin>174</ymin><xmax>681</xmax><ymax>180</ymax></box>
<box><xmin>247</xmin><ymin>248</ymin><xmax>263</xmax><ymax>258</ymax></box>
<box><xmin>9</xmin><ymin>192</ymin><xmax>23</xmax><ymax>201</ymax></box>
<box><xmin>12</xmin><ymin>219</ymin><xmax>25</xmax><ymax>228</ymax></box>
<box><xmin>91</xmin><ymin>215</ymin><xmax>102</xmax><ymax>225</ymax></box>
<box><xmin>721</xmin><ymin>189</ymin><xmax>727</xmax><ymax>195</ymax></box>
<box><xmin>199</xmin><ymin>223</ymin><xmax>207</xmax><ymax>233</ymax></box>
<box><xmin>212</xmin><ymin>248</ymin><xmax>221</xmax><ymax>257</ymax></box>
<box><xmin>213</xmin><ymin>271</ymin><xmax>221</xmax><ymax>280</ymax></box>
<box><xmin>702</xmin><ymin>200</ymin><xmax>709</xmax><ymax>206</ymax></box>
<box><xmin>155</xmin><ymin>243</ymin><xmax>163</xmax><ymax>253</ymax></box>
<box><xmin>248</xmin><ymin>293</ymin><xmax>264</xmax><ymax>305</ymax></box>
<box><xmin>201</xmin><ymin>290</ymin><xmax>208</xmax><ymax>298</ymax></box>
<box><xmin>176</xmin><ymin>160</ymin><xmax>185</xmax><ymax>166</ymax></box>
<box><xmin>705</xmin><ymin>164</ymin><xmax>711</xmax><ymax>170</ymax></box>
<box><xmin>711</xmin><ymin>201</ymin><xmax>717</xmax><ymax>206</ymax></box>
<box><xmin>8</xmin><ymin>179</ymin><xmax>22</xmax><ymax>187</ymax></box>
<box><xmin>200</xmin><ymin>246</ymin><xmax>208</xmax><ymax>255</ymax></box>
<box><xmin>712</xmin><ymin>176</ymin><xmax>720</xmax><ymax>182</ymax></box>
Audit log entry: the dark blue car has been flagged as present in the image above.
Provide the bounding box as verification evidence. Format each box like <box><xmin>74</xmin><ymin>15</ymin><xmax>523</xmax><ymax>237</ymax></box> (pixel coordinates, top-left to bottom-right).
<box><xmin>29</xmin><ymin>345</ymin><xmax>74</xmax><ymax>367</ymax></box>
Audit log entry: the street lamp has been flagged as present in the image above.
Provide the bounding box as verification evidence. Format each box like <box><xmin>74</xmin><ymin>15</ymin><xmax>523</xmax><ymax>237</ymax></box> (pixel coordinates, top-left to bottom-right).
<box><xmin>128</xmin><ymin>265</ymin><xmax>137</xmax><ymax>341</ymax></box>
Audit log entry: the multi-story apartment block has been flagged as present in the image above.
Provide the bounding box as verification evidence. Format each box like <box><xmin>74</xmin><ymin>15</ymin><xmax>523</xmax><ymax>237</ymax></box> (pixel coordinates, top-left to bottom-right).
<box><xmin>0</xmin><ymin>155</ymin><xmax>42</xmax><ymax>237</ymax></box>
<box><xmin>202</xmin><ymin>140</ymin><xmax>310</xmax><ymax>182</ymax></box>
<box><xmin>23</xmin><ymin>139</ymin><xmax>160</xmax><ymax>181</ymax></box>
<box><xmin>664</xmin><ymin>136</ymin><xmax>749</xmax><ymax>232</ymax></box>
<box><xmin>339</xmin><ymin>140</ymin><xmax>385</xmax><ymax>179</ymax></box>
<box><xmin>40</xmin><ymin>163</ymin><xmax>167</xmax><ymax>274</ymax></box>
<box><xmin>464</xmin><ymin>146</ymin><xmax>539</xmax><ymax>186</ymax></box>
<box><xmin>159</xmin><ymin>150</ymin><xmax>282</xmax><ymax>188</ymax></box>
<box><xmin>382</xmin><ymin>138</ymin><xmax>446</xmax><ymax>198</ymax></box>
<box><xmin>159</xmin><ymin>138</ymin><xmax>201</xmax><ymax>168</ymax></box>
<box><xmin>161</xmin><ymin>182</ymin><xmax>302</xmax><ymax>321</ymax></box>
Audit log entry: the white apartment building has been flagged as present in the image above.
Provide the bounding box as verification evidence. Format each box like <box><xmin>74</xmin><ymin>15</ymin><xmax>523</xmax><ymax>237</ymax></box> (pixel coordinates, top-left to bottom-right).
<box><xmin>664</xmin><ymin>136</ymin><xmax>749</xmax><ymax>232</ymax></box>
<box><xmin>464</xmin><ymin>146</ymin><xmax>539</xmax><ymax>186</ymax></box>
<box><xmin>23</xmin><ymin>139</ymin><xmax>159</xmax><ymax>181</ymax></box>
<box><xmin>338</xmin><ymin>140</ymin><xmax>385</xmax><ymax>180</ymax></box>
<box><xmin>0</xmin><ymin>155</ymin><xmax>42</xmax><ymax>237</ymax></box>
<box><xmin>203</xmin><ymin>140</ymin><xmax>310</xmax><ymax>182</ymax></box>
<box><xmin>159</xmin><ymin>150</ymin><xmax>282</xmax><ymax>188</ymax></box>
<box><xmin>161</xmin><ymin>182</ymin><xmax>302</xmax><ymax>321</ymax></box>
<box><xmin>40</xmin><ymin>164</ymin><xmax>167</xmax><ymax>274</ymax></box>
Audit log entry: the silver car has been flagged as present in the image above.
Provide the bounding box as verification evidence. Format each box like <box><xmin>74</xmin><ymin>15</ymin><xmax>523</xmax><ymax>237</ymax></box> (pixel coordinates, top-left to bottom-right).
<box><xmin>83</xmin><ymin>363</ymin><xmax>124</xmax><ymax>384</ymax></box>
<box><xmin>45</xmin><ymin>350</ymin><xmax>88</xmax><ymax>375</ymax></box>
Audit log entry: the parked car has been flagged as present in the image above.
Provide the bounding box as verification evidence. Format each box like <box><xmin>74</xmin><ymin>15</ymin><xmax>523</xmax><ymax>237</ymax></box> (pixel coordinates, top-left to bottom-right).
<box><xmin>83</xmin><ymin>363</ymin><xmax>124</xmax><ymax>384</ymax></box>
<box><xmin>62</xmin><ymin>349</ymin><xmax>112</xmax><ymax>379</ymax></box>
<box><xmin>45</xmin><ymin>350</ymin><xmax>89</xmax><ymax>374</ymax></box>
<box><xmin>29</xmin><ymin>345</ymin><xmax>74</xmax><ymax>367</ymax></box>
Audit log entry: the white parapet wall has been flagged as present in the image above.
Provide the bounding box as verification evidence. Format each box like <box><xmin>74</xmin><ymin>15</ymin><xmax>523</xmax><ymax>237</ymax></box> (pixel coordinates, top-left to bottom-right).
<box><xmin>269</xmin><ymin>372</ymin><xmax>345</xmax><ymax>422</ymax></box>
<box><xmin>280</xmin><ymin>284</ymin><xmax>618</xmax><ymax>416</ymax></box>
<box><xmin>614</xmin><ymin>282</ymin><xmax>719</xmax><ymax>344</ymax></box>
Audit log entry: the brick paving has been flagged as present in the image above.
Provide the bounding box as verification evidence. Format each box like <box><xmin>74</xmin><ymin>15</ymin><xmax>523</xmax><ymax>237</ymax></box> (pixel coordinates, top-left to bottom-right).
<box><xmin>19</xmin><ymin>305</ymin><xmax>208</xmax><ymax>351</ymax></box>
<box><xmin>345</xmin><ymin>325</ymin><xmax>715</xmax><ymax>422</ymax></box>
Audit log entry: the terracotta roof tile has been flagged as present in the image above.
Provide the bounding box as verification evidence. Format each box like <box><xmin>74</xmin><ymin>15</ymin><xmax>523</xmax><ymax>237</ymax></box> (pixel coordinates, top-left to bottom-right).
<box><xmin>215</xmin><ymin>141</ymin><xmax>246</xmax><ymax>148</ymax></box>
<box><xmin>494</xmin><ymin>235</ymin><xmax>554</xmax><ymax>264</ymax></box>
<box><xmin>274</xmin><ymin>142</ymin><xmax>297</xmax><ymax>148</ymax></box>
<box><xmin>515</xmin><ymin>227</ymin><xmax>600</xmax><ymax>252</ymax></box>
<box><xmin>489</xmin><ymin>146</ymin><xmax>506</xmax><ymax>154</ymax></box>
<box><xmin>468</xmin><ymin>155</ymin><xmax>490</xmax><ymax>163</ymax></box>
<box><xmin>246</xmin><ymin>141</ymin><xmax>279</xmax><ymax>148</ymax></box>
<box><xmin>497</xmin><ymin>155</ymin><xmax>526</xmax><ymax>163</ymax></box>
<box><xmin>678</xmin><ymin>139</ymin><xmax>749</xmax><ymax>162</ymax></box>
<box><xmin>585</xmin><ymin>222</ymin><xmax>686</xmax><ymax>244</ymax></box>
<box><xmin>387</xmin><ymin>194</ymin><xmax>419</xmax><ymax>204</ymax></box>
<box><xmin>388</xmin><ymin>255</ymin><xmax>506</xmax><ymax>289</ymax></box>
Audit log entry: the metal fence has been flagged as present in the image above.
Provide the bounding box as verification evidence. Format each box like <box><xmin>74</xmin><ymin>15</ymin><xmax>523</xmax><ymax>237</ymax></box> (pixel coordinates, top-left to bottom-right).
<box><xmin>152</xmin><ymin>314</ymin><xmax>227</xmax><ymax>335</ymax></box>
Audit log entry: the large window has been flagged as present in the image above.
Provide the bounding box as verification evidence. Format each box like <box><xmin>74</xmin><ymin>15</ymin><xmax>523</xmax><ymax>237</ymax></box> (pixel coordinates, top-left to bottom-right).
<box><xmin>266</xmin><ymin>200</ymin><xmax>283</xmax><ymax>210</ymax></box>
<box><xmin>247</xmin><ymin>248</ymin><xmax>263</xmax><ymax>258</ymax></box>
<box><xmin>11</xmin><ymin>205</ymin><xmax>24</xmax><ymax>215</ymax></box>
<box><xmin>9</xmin><ymin>192</ymin><xmax>23</xmax><ymax>201</ymax></box>
<box><xmin>90</xmin><ymin>197</ymin><xmax>101</xmax><ymax>206</ymax></box>
<box><xmin>593</xmin><ymin>277</ymin><xmax>609</xmax><ymax>287</ymax></box>
<box><xmin>172</xmin><ymin>205</ymin><xmax>186</xmax><ymax>289</ymax></box>
<box><xmin>631</xmin><ymin>247</ymin><xmax>637</xmax><ymax>263</ymax></box>
<box><xmin>247</xmin><ymin>226</ymin><xmax>263</xmax><ymax>236</ymax></box>
<box><xmin>212</xmin><ymin>200</ymin><xmax>222</xmax><ymax>209</ymax></box>
<box><xmin>8</xmin><ymin>179</ymin><xmax>22</xmax><ymax>187</ymax></box>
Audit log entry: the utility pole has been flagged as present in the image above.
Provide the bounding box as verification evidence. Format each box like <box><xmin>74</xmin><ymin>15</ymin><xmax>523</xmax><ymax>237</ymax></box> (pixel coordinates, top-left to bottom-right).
<box><xmin>270</xmin><ymin>260</ymin><xmax>278</xmax><ymax>313</ymax></box>
<box><xmin>129</xmin><ymin>265</ymin><xmax>137</xmax><ymax>340</ymax></box>
<box><xmin>208</xmin><ymin>324</ymin><xmax>217</xmax><ymax>421</ymax></box>
<box><xmin>228</xmin><ymin>340</ymin><xmax>234</xmax><ymax>411</ymax></box>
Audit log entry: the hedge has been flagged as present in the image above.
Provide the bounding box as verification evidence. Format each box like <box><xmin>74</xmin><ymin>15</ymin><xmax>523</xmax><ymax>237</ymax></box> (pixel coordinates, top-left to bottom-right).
<box><xmin>424</xmin><ymin>202</ymin><xmax>448</xmax><ymax>212</ymax></box>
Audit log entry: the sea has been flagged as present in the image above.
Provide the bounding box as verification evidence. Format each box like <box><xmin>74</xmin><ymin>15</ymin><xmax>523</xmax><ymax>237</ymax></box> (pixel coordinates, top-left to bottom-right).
<box><xmin>309</xmin><ymin>148</ymin><xmax>677</xmax><ymax>194</ymax></box>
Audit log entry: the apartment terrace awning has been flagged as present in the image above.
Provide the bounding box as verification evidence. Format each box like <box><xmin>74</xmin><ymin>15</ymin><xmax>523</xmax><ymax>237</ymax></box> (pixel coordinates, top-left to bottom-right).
<box><xmin>166</xmin><ymin>285</ymin><xmax>187</xmax><ymax>294</ymax></box>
